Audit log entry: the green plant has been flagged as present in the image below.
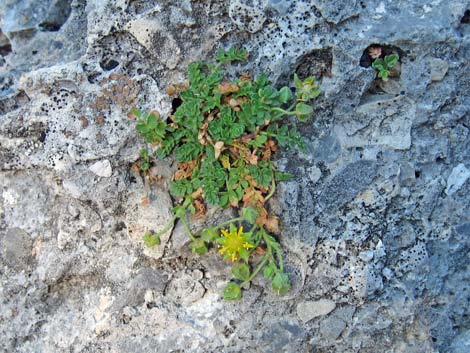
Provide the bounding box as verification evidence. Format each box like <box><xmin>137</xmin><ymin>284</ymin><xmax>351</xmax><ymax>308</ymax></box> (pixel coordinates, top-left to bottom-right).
<box><xmin>372</xmin><ymin>53</ymin><xmax>399</xmax><ymax>81</ymax></box>
<box><xmin>131</xmin><ymin>48</ymin><xmax>320</xmax><ymax>299</ymax></box>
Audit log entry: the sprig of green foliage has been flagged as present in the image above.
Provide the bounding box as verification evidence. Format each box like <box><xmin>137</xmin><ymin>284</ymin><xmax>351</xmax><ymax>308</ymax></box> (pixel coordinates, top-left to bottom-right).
<box><xmin>133</xmin><ymin>47</ymin><xmax>320</xmax><ymax>300</ymax></box>
<box><xmin>372</xmin><ymin>53</ymin><xmax>399</xmax><ymax>81</ymax></box>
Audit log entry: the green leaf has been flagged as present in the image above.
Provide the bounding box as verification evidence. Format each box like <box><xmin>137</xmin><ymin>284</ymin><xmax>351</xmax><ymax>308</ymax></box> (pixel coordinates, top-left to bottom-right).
<box><xmin>216</xmin><ymin>47</ymin><xmax>248</xmax><ymax>64</ymax></box>
<box><xmin>175</xmin><ymin>143</ymin><xmax>203</xmax><ymax>162</ymax></box>
<box><xmin>295</xmin><ymin>103</ymin><xmax>313</xmax><ymax>121</ymax></box>
<box><xmin>250</xmin><ymin>134</ymin><xmax>268</xmax><ymax>148</ymax></box>
<box><xmin>294</xmin><ymin>74</ymin><xmax>320</xmax><ymax>101</ymax></box>
<box><xmin>372</xmin><ymin>58</ymin><xmax>385</xmax><ymax>71</ymax></box>
<box><xmin>223</xmin><ymin>282</ymin><xmax>242</xmax><ymax>300</ymax></box>
<box><xmin>231</xmin><ymin>263</ymin><xmax>251</xmax><ymax>281</ymax></box>
<box><xmin>378</xmin><ymin>70</ymin><xmax>389</xmax><ymax>81</ymax></box>
<box><xmin>130</xmin><ymin>108</ymin><xmax>142</xmax><ymax>118</ymax></box>
<box><xmin>263</xmin><ymin>261</ymin><xmax>276</xmax><ymax>279</ymax></box>
<box><xmin>279</xmin><ymin>86</ymin><xmax>293</xmax><ymax>104</ymax></box>
<box><xmin>241</xmin><ymin>206</ymin><xmax>258</xmax><ymax>224</ymax></box>
<box><xmin>201</xmin><ymin>227</ymin><xmax>219</xmax><ymax>242</ymax></box>
<box><xmin>143</xmin><ymin>231</ymin><xmax>160</xmax><ymax>247</ymax></box>
<box><xmin>190</xmin><ymin>238</ymin><xmax>208</xmax><ymax>255</ymax></box>
<box><xmin>384</xmin><ymin>53</ymin><xmax>399</xmax><ymax>68</ymax></box>
<box><xmin>272</xmin><ymin>272</ymin><xmax>291</xmax><ymax>295</ymax></box>
<box><xmin>173</xmin><ymin>205</ymin><xmax>187</xmax><ymax>218</ymax></box>
<box><xmin>274</xmin><ymin>171</ymin><xmax>293</xmax><ymax>181</ymax></box>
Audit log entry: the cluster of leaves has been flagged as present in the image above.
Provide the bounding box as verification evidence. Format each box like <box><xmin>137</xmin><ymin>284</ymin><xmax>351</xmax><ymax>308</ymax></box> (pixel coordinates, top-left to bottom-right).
<box><xmin>132</xmin><ymin>47</ymin><xmax>320</xmax><ymax>299</ymax></box>
<box><xmin>372</xmin><ymin>53</ymin><xmax>399</xmax><ymax>81</ymax></box>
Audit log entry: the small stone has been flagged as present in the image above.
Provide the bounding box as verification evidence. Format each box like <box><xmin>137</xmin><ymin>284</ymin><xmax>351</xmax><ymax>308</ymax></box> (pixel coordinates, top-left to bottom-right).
<box><xmin>429</xmin><ymin>58</ymin><xmax>448</xmax><ymax>82</ymax></box>
<box><xmin>445</xmin><ymin>163</ymin><xmax>470</xmax><ymax>195</ymax></box>
<box><xmin>382</xmin><ymin>267</ymin><xmax>393</xmax><ymax>280</ymax></box>
<box><xmin>307</xmin><ymin>166</ymin><xmax>322</xmax><ymax>183</ymax></box>
<box><xmin>89</xmin><ymin>160</ymin><xmax>112</xmax><ymax>177</ymax></box>
<box><xmin>359</xmin><ymin>250</ymin><xmax>374</xmax><ymax>262</ymax></box>
<box><xmin>320</xmin><ymin>316</ymin><xmax>346</xmax><ymax>340</ymax></box>
<box><xmin>296</xmin><ymin>299</ymin><xmax>336</xmax><ymax>323</ymax></box>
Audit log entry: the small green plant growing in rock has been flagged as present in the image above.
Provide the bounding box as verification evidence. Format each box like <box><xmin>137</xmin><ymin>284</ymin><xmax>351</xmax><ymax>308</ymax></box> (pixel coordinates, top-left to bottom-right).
<box><xmin>372</xmin><ymin>53</ymin><xmax>399</xmax><ymax>81</ymax></box>
<box><xmin>131</xmin><ymin>48</ymin><xmax>320</xmax><ymax>299</ymax></box>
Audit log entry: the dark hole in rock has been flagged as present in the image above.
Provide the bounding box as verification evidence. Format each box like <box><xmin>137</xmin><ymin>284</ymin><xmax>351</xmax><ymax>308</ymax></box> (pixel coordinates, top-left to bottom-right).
<box><xmin>87</xmin><ymin>73</ymin><xmax>101</xmax><ymax>84</ymax></box>
<box><xmin>100</xmin><ymin>59</ymin><xmax>119</xmax><ymax>71</ymax></box>
<box><xmin>461</xmin><ymin>10</ymin><xmax>470</xmax><ymax>24</ymax></box>
<box><xmin>415</xmin><ymin>170</ymin><xmax>421</xmax><ymax>178</ymax></box>
<box><xmin>39</xmin><ymin>131</ymin><xmax>47</xmax><ymax>143</ymax></box>
<box><xmin>359</xmin><ymin>44</ymin><xmax>406</xmax><ymax>68</ymax></box>
<box><xmin>295</xmin><ymin>48</ymin><xmax>333</xmax><ymax>80</ymax></box>
<box><xmin>171</xmin><ymin>97</ymin><xmax>183</xmax><ymax>114</ymax></box>
<box><xmin>0</xmin><ymin>29</ymin><xmax>12</xmax><ymax>56</ymax></box>
<box><xmin>39</xmin><ymin>0</ymin><xmax>73</xmax><ymax>32</ymax></box>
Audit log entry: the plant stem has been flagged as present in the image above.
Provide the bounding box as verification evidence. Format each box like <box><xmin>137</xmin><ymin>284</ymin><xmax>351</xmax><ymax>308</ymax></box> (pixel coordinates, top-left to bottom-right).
<box><xmin>265</xmin><ymin>177</ymin><xmax>276</xmax><ymax>202</ymax></box>
<box><xmin>155</xmin><ymin>215</ymin><xmax>177</xmax><ymax>237</ymax></box>
<box><xmin>181</xmin><ymin>215</ymin><xmax>197</xmax><ymax>241</ymax></box>
<box><xmin>214</xmin><ymin>217</ymin><xmax>244</xmax><ymax>230</ymax></box>
<box><xmin>241</xmin><ymin>254</ymin><xmax>269</xmax><ymax>287</ymax></box>
<box><xmin>271</xmin><ymin>107</ymin><xmax>296</xmax><ymax>116</ymax></box>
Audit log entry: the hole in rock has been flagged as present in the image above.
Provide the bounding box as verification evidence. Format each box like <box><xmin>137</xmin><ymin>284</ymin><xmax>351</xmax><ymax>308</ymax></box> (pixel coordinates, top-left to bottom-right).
<box><xmin>359</xmin><ymin>44</ymin><xmax>405</xmax><ymax>68</ymax></box>
<box><xmin>100</xmin><ymin>59</ymin><xmax>119</xmax><ymax>71</ymax></box>
<box><xmin>295</xmin><ymin>48</ymin><xmax>333</xmax><ymax>79</ymax></box>
<box><xmin>39</xmin><ymin>0</ymin><xmax>73</xmax><ymax>32</ymax></box>
<box><xmin>461</xmin><ymin>10</ymin><xmax>470</xmax><ymax>24</ymax></box>
<box><xmin>0</xmin><ymin>29</ymin><xmax>12</xmax><ymax>56</ymax></box>
<box><xmin>171</xmin><ymin>97</ymin><xmax>183</xmax><ymax>115</ymax></box>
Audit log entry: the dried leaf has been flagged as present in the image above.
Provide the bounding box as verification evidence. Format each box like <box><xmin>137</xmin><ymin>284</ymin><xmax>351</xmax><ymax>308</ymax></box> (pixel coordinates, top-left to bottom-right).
<box><xmin>190</xmin><ymin>188</ymin><xmax>203</xmax><ymax>200</ymax></box>
<box><xmin>141</xmin><ymin>196</ymin><xmax>150</xmax><ymax>205</ymax></box>
<box><xmin>216</xmin><ymin>82</ymin><xmax>239</xmax><ymax>94</ymax></box>
<box><xmin>265</xmin><ymin>216</ymin><xmax>280</xmax><ymax>235</ymax></box>
<box><xmin>255</xmin><ymin>246</ymin><xmax>266</xmax><ymax>255</ymax></box>
<box><xmin>368</xmin><ymin>46</ymin><xmax>382</xmax><ymax>59</ymax></box>
<box><xmin>240</xmin><ymin>72</ymin><xmax>252</xmax><ymax>81</ymax></box>
<box><xmin>255</xmin><ymin>207</ymin><xmax>268</xmax><ymax>226</ymax></box>
<box><xmin>214</xmin><ymin>141</ymin><xmax>224</xmax><ymax>159</ymax></box>
<box><xmin>242</xmin><ymin>187</ymin><xmax>265</xmax><ymax>208</ymax></box>
<box><xmin>247</xmin><ymin>151</ymin><xmax>258</xmax><ymax>165</ymax></box>
<box><xmin>193</xmin><ymin>199</ymin><xmax>206</xmax><ymax>219</ymax></box>
<box><xmin>174</xmin><ymin>160</ymin><xmax>197</xmax><ymax>180</ymax></box>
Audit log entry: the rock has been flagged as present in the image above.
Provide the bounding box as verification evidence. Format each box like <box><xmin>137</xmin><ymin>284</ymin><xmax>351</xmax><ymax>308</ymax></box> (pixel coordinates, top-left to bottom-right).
<box><xmin>336</xmin><ymin>96</ymin><xmax>415</xmax><ymax>150</ymax></box>
<box><xmin>359</xmin><ymin>250</ymin><xmax>374</xmax><ymax>263</ymax></box>
<box><xmin>113</xmin><ymin>267</ymin><xmax>169</xmax><ymax>310</ymax></box>
<box><xmin>445</xmin><ymin>163</ymin><xmax>470</xmax><ymax>195</ymax></box>
<box><xmin>1</xmin><ymin>0</ymin><xmax>469</xmax><ymax>352</ymax></box>
<box><xmin>317</xmin><ymin>160</ymin><xmax>378</xmax><ymax>212</ymax></box>
<box><xmin>320</xmin><ymin>315</ymin><xmax>346</xmax><ymax>340</ymax></box>
<box><xmin>309</xmin><ymin>133</ymin><xmax>341</xmax><ymax>163</ymax></box>
<box><xmin>165</xmin><ymin>272</ymin><xmax>206</xmax><ymax>305</ymax></box>
<box><xmin>89</xmin><ymin>160</ymin><xmax>112</xmax><ymax>177</ymax></box>
<box><xmin>429</xmin><ymin>58</ymin><xmax>449</xmax><ymax>81</ymax></box>
<box><xmin>0</xmin><ymin>228</ymin><xmax>33</xmax><ymax>271</ymax></box>
<box><xmin>125</xmin><ymin>18</ymin><xmax>181</xmax><ymax>70</ymax></box>
<box><xmin>259</xmin><ymin>321</ymin><xmax>306</xmax><ymax>353</ymax></box>
<box><xmin>313</xmin><ymin>0</ymin><xmax>360</xmax><ymax>24</ymax></box>
<box><xmin>229</xmin><ymin>0</ymin><xmax>266</xmax><ymax>33</ymax></box>
<box><xmin>296</xmin><ymin>299</ymin><xmax>336</xmax><ymax>323</ymax></box>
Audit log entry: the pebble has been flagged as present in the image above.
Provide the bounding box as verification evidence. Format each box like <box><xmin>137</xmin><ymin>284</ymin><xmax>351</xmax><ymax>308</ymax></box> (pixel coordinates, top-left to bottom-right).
<box><xmin>89</xmin><ymin>160</ymin><xmax>112</xmax><ymax>178</ymax></box>
<box><xmin>296</xmin><ymin>299</ymin><xmax>336</xmax><ymax>323</ymax></box>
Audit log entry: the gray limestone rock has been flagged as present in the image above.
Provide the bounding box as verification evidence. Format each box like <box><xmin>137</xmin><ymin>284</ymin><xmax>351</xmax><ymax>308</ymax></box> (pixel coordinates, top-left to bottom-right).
<box><xmin>1</xmin><ymin>0</ymin><xmax>469</xmax><ymax>352</ymax></box>
<box><xmin>317</xmin><ymin>160</ymin><xmax>378</xmax><ymax>212</ymax></box>
<box><xmin>296</xmin><ymin>299</ymin><xmax>336</xmax><ymax>323</ymax></box>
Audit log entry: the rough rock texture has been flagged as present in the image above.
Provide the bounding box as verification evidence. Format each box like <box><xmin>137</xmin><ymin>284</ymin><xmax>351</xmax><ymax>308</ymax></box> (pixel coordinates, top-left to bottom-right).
<box><xmin>1</xmin><ymin>1</ymin><xmax>469</xmax><ymax>352</ymax></box>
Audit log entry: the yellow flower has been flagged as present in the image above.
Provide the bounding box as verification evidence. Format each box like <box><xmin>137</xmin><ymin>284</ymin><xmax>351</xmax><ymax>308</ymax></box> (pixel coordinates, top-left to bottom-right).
<box><xmin>218</xmin><ymin>224</ymin><xmax>254</xmax><ymax>262</ymax></box>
